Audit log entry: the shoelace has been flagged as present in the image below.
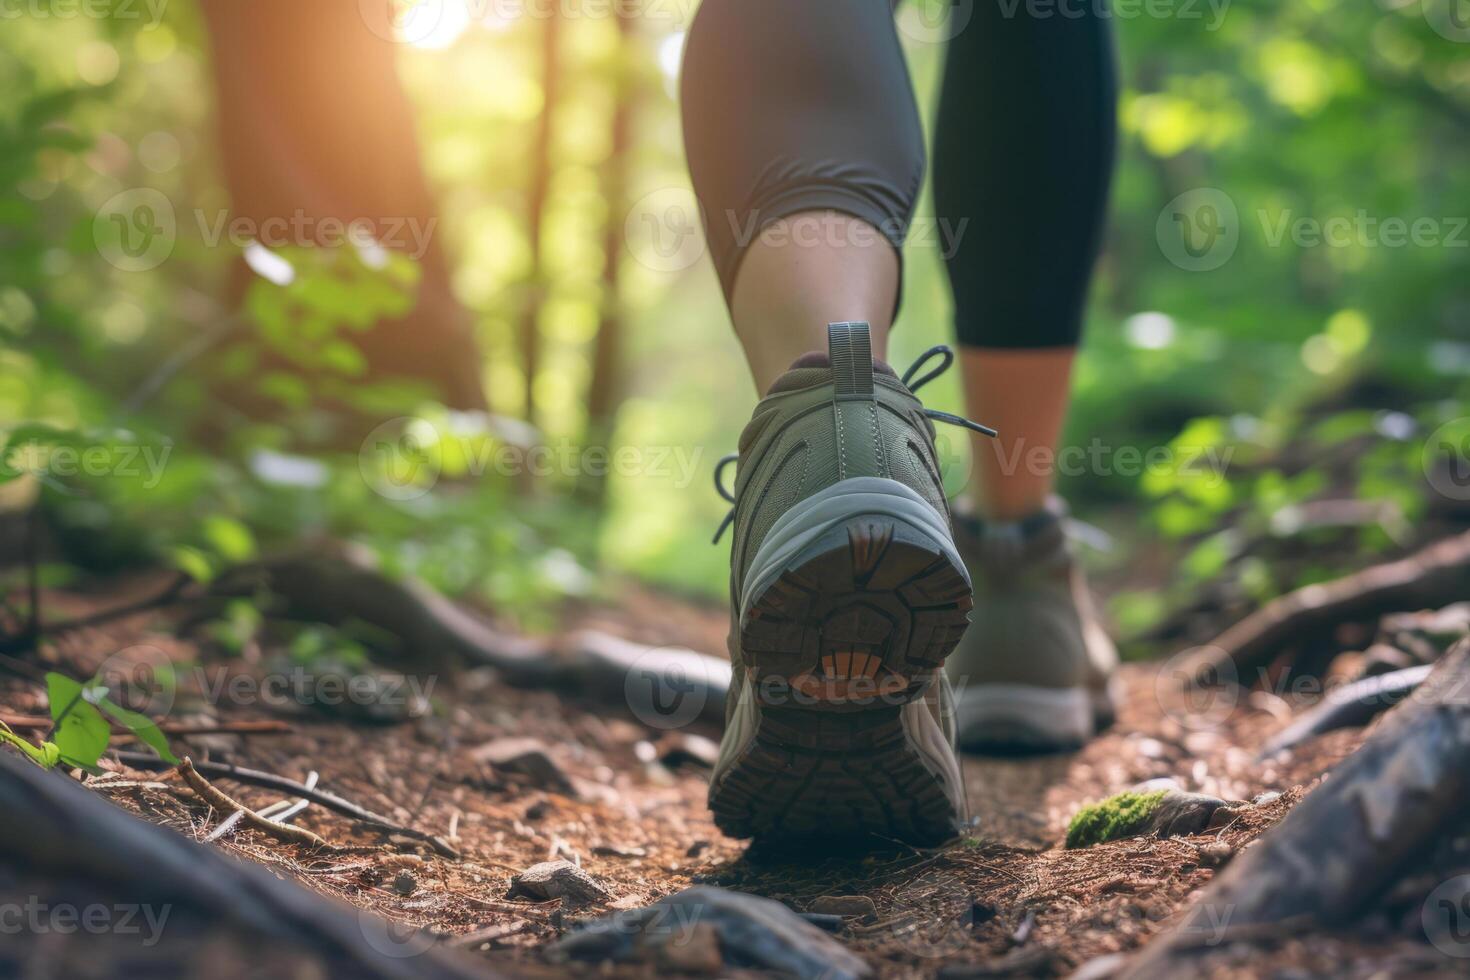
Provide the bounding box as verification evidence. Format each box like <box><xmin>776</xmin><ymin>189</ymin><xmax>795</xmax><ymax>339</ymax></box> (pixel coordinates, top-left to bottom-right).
<box><xmin>712</xmin><ymin>345</ymin><xmax>998</xmax><ymax>544</ymax></box>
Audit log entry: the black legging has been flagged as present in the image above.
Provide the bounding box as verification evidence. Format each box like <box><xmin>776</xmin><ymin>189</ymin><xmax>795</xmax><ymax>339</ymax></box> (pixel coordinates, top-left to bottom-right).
<box><xmin>681</xmin><ymin>0</ymin><xmax>1117</xmax><ymax>350</ymax></box>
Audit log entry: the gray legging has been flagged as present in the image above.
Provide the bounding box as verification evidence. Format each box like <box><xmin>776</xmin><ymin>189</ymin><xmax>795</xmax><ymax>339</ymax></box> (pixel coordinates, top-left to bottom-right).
<box><xmin>681</xmin><ymin>0</ymin><xmax>1117</xmax><ymax>349</ymax></box>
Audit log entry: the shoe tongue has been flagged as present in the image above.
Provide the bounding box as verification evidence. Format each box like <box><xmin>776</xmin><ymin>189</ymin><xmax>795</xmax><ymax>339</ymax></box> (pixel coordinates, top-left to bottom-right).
<box><xmin>765</xmin><ymin>353</ymin><xmax>898</xmax><ymax>395</ymax></box>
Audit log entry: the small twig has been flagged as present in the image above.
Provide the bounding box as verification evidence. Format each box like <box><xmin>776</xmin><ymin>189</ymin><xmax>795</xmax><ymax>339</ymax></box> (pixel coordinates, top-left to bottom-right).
<box><xmin>205</xmin><ymin>771</ymin><xmax>317</xmax><ymax>842</ymax></box>
<box><xmin>114</xmin><ymin>751</ymin><xmax>460</xmax><ymax>858</ymax></box>
<box><xmin>1</xmin><ymin>714</ymin><xmax>291</xmax><ymax>737</ymax></box>
<box><xmin>178</xmin><ymin>758</ymin><xmax>329</xmax><ymax>850</ymax></box>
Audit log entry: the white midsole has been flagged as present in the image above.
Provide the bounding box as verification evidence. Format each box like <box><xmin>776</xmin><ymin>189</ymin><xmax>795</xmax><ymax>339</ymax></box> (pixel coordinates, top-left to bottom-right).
<box><xmin>738</xmin><ymin>477</ymin><xmax>965</xmax><ymax>615</ymax></box>
<box><xmin>953</xmin><ymin>683</ymin><xmax>1094</xmax><ymax>743</ymax></box>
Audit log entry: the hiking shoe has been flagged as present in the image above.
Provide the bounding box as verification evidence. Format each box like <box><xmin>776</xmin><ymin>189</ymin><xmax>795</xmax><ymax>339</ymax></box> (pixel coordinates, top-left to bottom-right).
<box><xmin>707</xmin><ymin>322</ymin><xmax>994</xmax><ymax>844</ymax></box>
<box><xmin>945</xmin><ymin>498</ymin><xmax>1118</xmax><ymax>752</ymax></box>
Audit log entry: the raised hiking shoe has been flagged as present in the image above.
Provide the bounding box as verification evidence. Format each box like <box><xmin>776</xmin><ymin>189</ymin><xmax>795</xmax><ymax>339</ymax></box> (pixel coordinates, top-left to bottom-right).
<box><xmin>707</xmin><ymin>322</ymin><xmax>996</xmax><ymax>844</ymax></box>
<box><xmin>945</xmin><ymin>499</ymin><xmax>1119</xmax><ymax>752</ymax></box>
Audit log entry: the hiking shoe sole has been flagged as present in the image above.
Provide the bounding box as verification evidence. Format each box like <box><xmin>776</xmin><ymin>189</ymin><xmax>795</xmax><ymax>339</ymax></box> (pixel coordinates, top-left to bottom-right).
<box><xmin>712</xmin><ymin>478</ymin><xmax>970</xmax><ymax>842</ymax></box>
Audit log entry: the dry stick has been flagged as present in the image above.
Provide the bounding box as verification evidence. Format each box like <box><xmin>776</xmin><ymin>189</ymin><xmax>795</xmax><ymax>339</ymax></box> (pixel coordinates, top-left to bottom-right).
<box><xmin>115</xmin><ymin>750</ymin><xmax>461</xmax><ymax>858</ymax></box>
<box><xmin>1185</xmin><ymin>528</ymin><xmax>1470</xmax><ymax>685</ymax></box>
<box><xmin>206</xmin><ymin>770</ymin><xmax>318</xmax><ymax>842</ymax></box>
<box><xmin>0</xmin><ymin>714</ymin><xmax>291</xmax><ymax>737</ymax></box>
<box><xmin>1125</xmin><ymin>638</ymin><xmax>1470</xmax><ymax>979</ymax></box>
<box><xmin>178</xmin><ymin>758</ymin><xmax>330</xmax><ymax>850</ymax></box>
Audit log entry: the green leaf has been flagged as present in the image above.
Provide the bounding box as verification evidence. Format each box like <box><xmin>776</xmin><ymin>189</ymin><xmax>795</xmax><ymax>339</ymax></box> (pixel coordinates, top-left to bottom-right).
<box><xmin>201</xmin><ymin>515</ymin><xmax>256</xmax><ymax>563</ymax></box>
<box><xmin>45</xmin><ymin>673</ymin><xmax>111</xmax><ymax>769</ymax></box>
<box><xmin>95</xmin><ymin>696</ymin><xmax>179</xmax><ymax>765</ymax></box>
<box><xmin>0</xmin><ymin>726</ymin><xmax>58</xmax><ymax>768</ymax></box>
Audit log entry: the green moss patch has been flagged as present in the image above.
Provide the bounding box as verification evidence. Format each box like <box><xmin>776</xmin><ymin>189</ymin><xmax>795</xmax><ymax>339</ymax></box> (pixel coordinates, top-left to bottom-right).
<box><xmin>1065</xmin><ymin>790</ymin><xmax>1169</xmax><ymax>849</ymax></box>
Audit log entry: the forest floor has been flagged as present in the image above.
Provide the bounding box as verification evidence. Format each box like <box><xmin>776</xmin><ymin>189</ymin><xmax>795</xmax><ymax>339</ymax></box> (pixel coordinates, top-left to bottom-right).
<box><xmin>3</xmin><ymin>564</ymin><xmax>1465</xmax><ymax>979</ymax></box>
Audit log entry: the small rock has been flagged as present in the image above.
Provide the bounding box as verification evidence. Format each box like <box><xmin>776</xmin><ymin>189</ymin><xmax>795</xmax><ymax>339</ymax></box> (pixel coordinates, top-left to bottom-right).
<box><xmin>391</xmin><ymin>871</ymin><xmax>418</xmax><ymax>896</ymax></box>
<box><xmin>473</xmin><ymin>737</ymin><xmax>577</xmax><ymax>796</ymax></box>
<box><xmin>1197</xmin><ymin>841</ymin><xmax>1235</xmax><ymax>867</ymax></box>
<box><xmin>548</xmin><ymin>885</ymin><xmax>871</xmax><ymax>980</ymax></box>
<box><xmin>809</xmin><ymin>895</ymin><xmax>876</xmax><ymax>918</ymax></box>
<box><xmin>592</xmin><ymin>844</ymin><xmax>647</xmax><ymax>859</ymax></box>
<box><xmin>1066</xmin><ymin>789</ymin><xmax>1239</xmax><ymax>848</ymax></box>
<box><xmin>506</xmin><ymin>861</ymin><xmax>610</xmax><ymax>906</ymax></box>
<box><xmin>1251</xmin><ymin>790</ymin><xmax>1282</xmax><ymax>806</ymax></box>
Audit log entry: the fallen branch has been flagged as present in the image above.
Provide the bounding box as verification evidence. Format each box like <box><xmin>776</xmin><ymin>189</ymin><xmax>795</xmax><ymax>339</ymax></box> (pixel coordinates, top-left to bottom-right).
<box><xmin>1184</xmin><ymin>529</ymin><xmax>1470</xmax><ymax>684</ymax></box>
<box><xmin>114</xmin><ymin>750</ymin><xmax>460</xmax><ymax>858</ymax></box>
<box><xmin>178</xmin><ymin>758</ymin><xmax>330</xmax><ymax>850</ymax></box>
<box><xmin>1126</xmin><ymin>637</ymin><xmax>1470</xmax><ymax>978</ymax></box>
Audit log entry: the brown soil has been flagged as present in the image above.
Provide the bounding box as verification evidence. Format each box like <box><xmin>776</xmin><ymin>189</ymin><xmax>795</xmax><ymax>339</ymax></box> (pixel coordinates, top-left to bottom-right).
<box><xmin>0</xmin><ymin>575</ymin><xmax>1462</xmax><ymax>978</ymax></box>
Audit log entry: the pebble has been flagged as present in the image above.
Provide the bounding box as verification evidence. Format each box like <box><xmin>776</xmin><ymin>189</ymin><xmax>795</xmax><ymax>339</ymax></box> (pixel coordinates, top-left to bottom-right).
<box><xmin>808</xmin><ymin>895</ymin><xmax>876</xmax><ymax>918</ymax></box>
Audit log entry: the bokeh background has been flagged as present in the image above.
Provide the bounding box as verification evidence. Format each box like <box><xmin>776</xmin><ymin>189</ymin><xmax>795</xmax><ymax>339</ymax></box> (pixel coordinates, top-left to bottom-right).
<box><xmin>2</xmin><ymin>0</ymin><xmax>1467</xmax><ymax>649</ymax></box>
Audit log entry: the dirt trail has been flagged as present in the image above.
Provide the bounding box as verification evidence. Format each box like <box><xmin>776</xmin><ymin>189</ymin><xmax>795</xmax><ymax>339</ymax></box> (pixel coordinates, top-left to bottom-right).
<box><xmin>0</xmin><ymin>577</ymin><xmax>1458</xmax><ymax>978</ymax></box>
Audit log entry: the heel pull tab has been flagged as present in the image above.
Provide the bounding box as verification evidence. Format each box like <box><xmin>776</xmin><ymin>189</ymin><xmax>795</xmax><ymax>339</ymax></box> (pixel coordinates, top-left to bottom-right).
<box><xmin>828</xmin><ymin>322</ymin><xmax>874</xmax><ymax>399</ymax></box>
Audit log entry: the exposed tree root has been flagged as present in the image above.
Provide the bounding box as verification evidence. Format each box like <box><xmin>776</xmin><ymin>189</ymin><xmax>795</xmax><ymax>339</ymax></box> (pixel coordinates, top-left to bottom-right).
<box><xmin>1184</xmin><ymin>529</ymin><xmax>1470</xmax><ymax>684</ymax></box>
<box><xmin>1127</xmin><ymin>638</ymin><xmax>1470</xmax><ymax>978</ymax></box>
